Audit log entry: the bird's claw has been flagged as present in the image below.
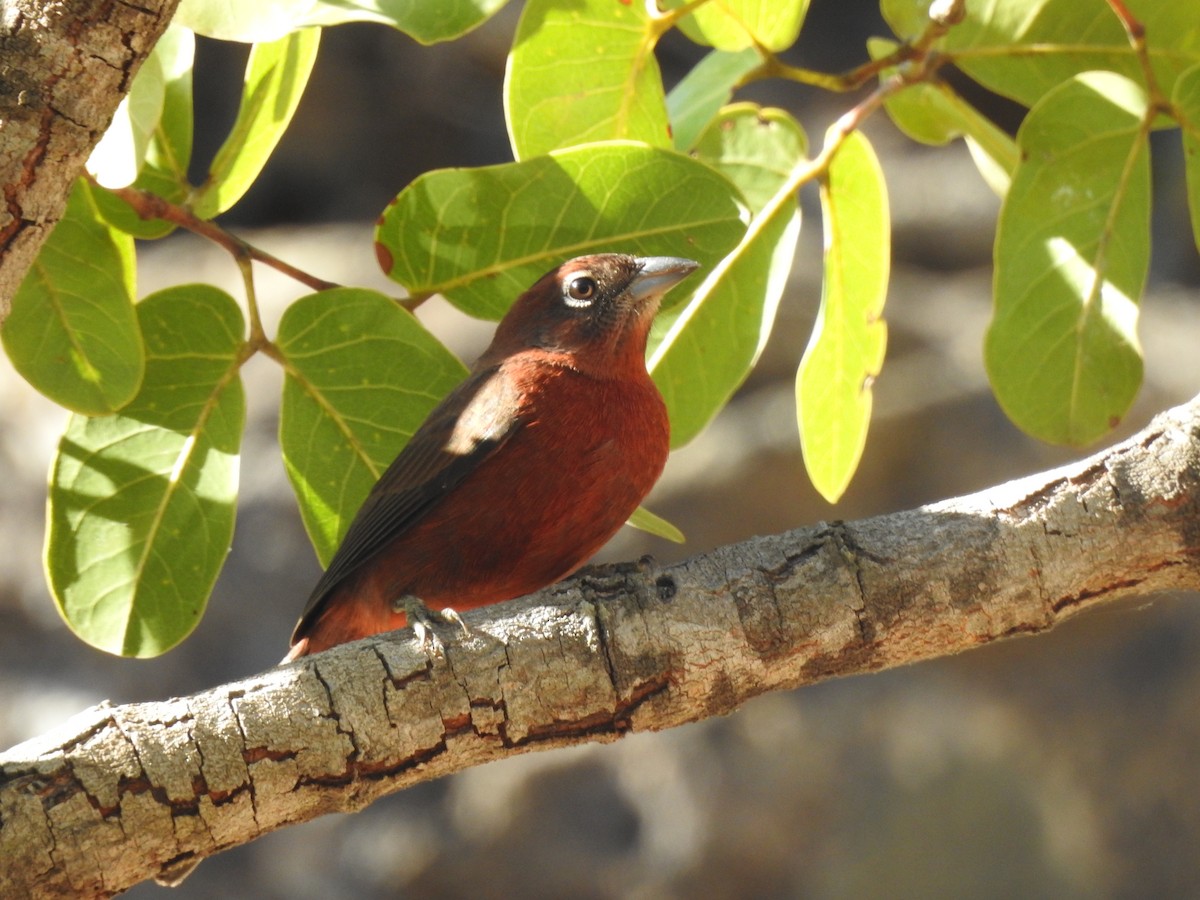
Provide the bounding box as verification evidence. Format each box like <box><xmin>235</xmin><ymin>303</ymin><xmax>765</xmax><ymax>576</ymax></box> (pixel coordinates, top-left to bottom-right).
<box><xmin>393</xmin><ymin>594</ymin><xmax>470</xmax><ymax>653</ymax></box>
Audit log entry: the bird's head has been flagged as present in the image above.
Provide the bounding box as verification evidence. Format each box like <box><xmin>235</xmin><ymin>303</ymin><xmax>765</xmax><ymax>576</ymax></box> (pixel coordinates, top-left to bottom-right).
<box><xmin>486</xmin><ymin>254</ymin><xmax>699</xmax><ymax>375</ymax></box>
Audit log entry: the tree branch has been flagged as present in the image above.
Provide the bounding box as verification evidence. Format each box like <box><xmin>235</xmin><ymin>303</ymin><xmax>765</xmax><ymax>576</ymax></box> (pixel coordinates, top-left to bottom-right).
<box><xmin>0</xmin><ymin>0</ymin><xmax>179</xmax><ymax>314</ymax></box>
<box><xmin>3</xmin><ymin>394</ymin><xmax>1199</xmax><ymax>898</ymax></box>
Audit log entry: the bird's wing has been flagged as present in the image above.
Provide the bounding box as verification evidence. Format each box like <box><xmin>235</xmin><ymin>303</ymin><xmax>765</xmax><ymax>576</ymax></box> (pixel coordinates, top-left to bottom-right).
<box><xmin>292</xmin><ymin>365</ymin><xmax>523</xmax><ymax>639</ymax></box>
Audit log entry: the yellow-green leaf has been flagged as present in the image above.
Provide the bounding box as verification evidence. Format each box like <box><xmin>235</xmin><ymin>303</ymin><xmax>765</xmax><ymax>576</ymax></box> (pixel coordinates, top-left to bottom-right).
<box><xmin>2</xmin><ymin>180</ymin><xmax>142</xmax><ymax>415</ymax></box>
<box><xmin>797</xmin><ymin>131</ymin><xmax>889</xmax><ymax>503</ymax></box>
<box><xmin>650</xmin><ymin>105</ymin><xmax>806</xmax><ymax>448</ymax></box>
<box><xmin>985</xmin><ymin>71</ymin><xmax>1149</xmax><ymax>445</ymax></box>
<box><xmin>505</xmin><ymin>0</ymin><xmax>671</xmax><ymax>160</ymax></box>
<box><xmin>626</xmin><ymin>506</ymin><xmax>685</xmax><ymax>544</ymax></box>
<box><xmin>92</xmin><ymin>24</ymin><xmax>195</xmax><ymax>240</ymax></box>
<box><xmin>666</xmin><ymin>48</ymin><xmax>762</xmax><ymax>152</ymax></box>
<box><xmin>303</xmin><ymin>0</ymin><xmax>510</xmax><ymax>44</ymax></box>
<box><xmin>276</xmin><ymin>289</ymin><xmax>468</xmax><ymax>565</ymax></box>
<box><xmin>669</xmin><ymin>0</ymin><xmax>810</xmax><ymax>52</ymax></box>
<box><xmin>46</xmin><ymin>286</ymin><xmax>245</xmax><ymax>657</ymax></box>
<box><xmin>376</xmin><ymin>141</ymin><xmax>747</xmax><ymax>320</ymax></box>
<box><xmin>870</xmin><ymin>36</ymin><xmax>1017</xmax><ymax>195</ymax></box>
<box><xmin>1175</xmin><ymin>63</ymin><xmax>1200</xmax><ymax>254</ymax></box>
<box><xmin>883</xmin><ymin>0</ymin><xmax>1200</xmax><ymax>112</ymax></box>
<box><xmin>192</xmin><ymin>28</ymin><xmax>319</xmax><ymax>219</ymax></box>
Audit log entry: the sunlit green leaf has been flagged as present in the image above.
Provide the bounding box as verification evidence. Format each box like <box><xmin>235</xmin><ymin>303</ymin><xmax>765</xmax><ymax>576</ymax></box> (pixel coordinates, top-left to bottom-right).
<box><xmin>667</xmin><ymin>48</ymin><xmax>762</xmax><ymax>152</ymax></box>
<box><xmin>797</xmin><ymin>131</ymin><xmax>889</xmax><ymax>503</ymax></box>
<box><xmin>2</xmin><ymin>181</ymin><xmax>142</xmax><ymax>415</ymax></box>
<box><xmin>177</xmin><ymin>0</ymin><xmax>507</xmax><ymax>43</ymax></box>
<box><xmin>376</xmin><ymin>141</ymin><xmax>748</xmax><ymax>320</ymax></box>
<box><xmin>869</xmin><ymin>36</ymin><xmax>1017</xmax><ymax>195</ymax></box>
<box><xmin>92</xmin><ymin>25</ymin><xmax>196</xmax><ymax>239</ymax></box>
<box><xmin>986</xmin><ymin>71</ymin><xmax>1149</xmax><ymax>445</ymax></box>
<box><xmin>86</xmin><ymin>49</ymin><xmax>165</xmax><ymax>189</ymax></box>
<box><xmin>302</xmin><ymin>0</ymin><xmax>510</xmax><ymax>43</ymax></box>
<box><xmin>175</xmin><ymin>0</ymin><xmax>318</xmax><ymax>42</ymax></box>
<box><xmin>649</xmin><ymin>106</ymin><xmax>805</xmax><ymax>447</ymax></box>
<box><xmin>46</xmin><ymin>286</ymin><xmax>246</xmax><ymax>657</ymax></box>
<box><xmin>626</xmin><ymin>506</ymin><xmax>685</xmax><ymax>544</ymax></box>
<box><xmin>1175</xmin><ymin>63</ymin><xmax>1200</xmax><ymax>253</ymax></box>
<box><xmin>505</xmin><ymin>0</ymin><xmax>671</xmax><ymax>160</ymax></box>
<box><xmin>668</xmin><ymin>0</ymin><xmax>810</xmax><ymax>52</ymax></box>
<box><xmin>192</xmin><ymin>29</ymin><xmax>319</xmax><ymax>219</ymax></box>
<box><xmin>883</xmin><ymin>0</ymin><xmax>1200</xmax><ymax>112</ymax></box>
<box><xmin>276</xmin><ymin>288</ymin><xmax>468</xmax><ymax>565</ymax></box>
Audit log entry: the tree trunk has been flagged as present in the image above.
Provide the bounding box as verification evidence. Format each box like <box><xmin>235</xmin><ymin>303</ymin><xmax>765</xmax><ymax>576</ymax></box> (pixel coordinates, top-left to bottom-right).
<box><xmin>0</xmin><ymin>0</ymin><xmax>179</xmax><ymax>313</ymax></box>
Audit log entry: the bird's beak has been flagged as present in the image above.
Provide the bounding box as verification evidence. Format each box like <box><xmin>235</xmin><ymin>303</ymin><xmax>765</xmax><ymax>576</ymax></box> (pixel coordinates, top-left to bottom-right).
<box><xmin>628</xmin><ymin>256</ymin><xmax>700</xmax><ymax>305</ymax></box>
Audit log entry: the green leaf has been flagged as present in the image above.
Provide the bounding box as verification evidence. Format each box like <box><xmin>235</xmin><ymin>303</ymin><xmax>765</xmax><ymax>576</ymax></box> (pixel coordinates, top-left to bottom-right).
<box><xmin>376</xmin><ymin>141</ymin><xmax>748</xmax><ymax>320</ymax></box>
<box><xmin>797</xmin><ymin>131</ymin><xmax>889</xmax><ymax>504</ymax></box>
<box><xmin>687</xmin><ymin>103</ymin><xmax>805</xmax><ymax>213</ymax></box>
<box><xmin>86</xmin><ymin>48</ymin><xmax>165</xmax><ymax>189</ymax></box>
<box><xmin>276</xmin><ymin>288</ymin><xmax>468</xmax><ymax>565</ymax></box>
<box><xmin>668</xmin><ymin>0</ymin><xmax>810</xmax><ymax>52</ymax></box>
<box><xmin>986</xmin><ymin>71</ymin><xmax>1150</xmax><ymax>445</ymax></box>
<box><xmin>649</xmin><ymin>106</ymin><xmax>805</xmax><ymax>448</ymax></box>
<box><xmin>301</xmin><ymin>0</ymin><xmax>510</xmax><ymax>43</ymax></box>
<box><xmin>869</xmin><ymin>37</ymin><xmax>1017</xmax><ymax>195</ymax></box>
<box><xmin>177</xmin><ymin>0</ymin><xmax>507</xmax><ymax>43</ymax></box>
<box><xmin>192</xmin><ymin>29</ymin><xmax>320</xmax><ymax>219</ymax></box>
<box><xmin>92</xmin><ymin>25</ymin><xmax>196</xmax><ymax>240</ymax></box>
<box><xmin>505</xmin><ymin>0</ymin><xmax>671</xmax><ymax>160</ymax></box>
<box><xmin>46</xmin><ymin>286</ymin><xmax>246</xmax><ymax>657</ymax></box>
<box><xmin>1175</xmin><ymin>63</ymin><xmax>1200</xmax><ymax>253</ymax></box>
<box><xmin>175</xmin><ymin>0</ymin><xmax>318</xmax><ymax>42</ymax></box>
<box><xmin>667</xmin><ymin>48</ymin><xmax>762</xmax><ymax>152</ymax></box>
<box><xmin>883</xmin><ymin>0</ymin><xmax>1200</xmax><ymax>111</ymax></box>
<box><xmin>626</xmin><ymin>506</ymin><xmax>685</xmax><ymax>544</ymax></box>
<box><xmin>2</xmin><ymin>181</ymin><xmax>142</xmax><ymax>415</ymax></box>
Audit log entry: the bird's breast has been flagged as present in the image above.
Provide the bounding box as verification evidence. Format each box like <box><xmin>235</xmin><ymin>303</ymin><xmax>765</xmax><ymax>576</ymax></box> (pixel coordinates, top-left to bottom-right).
<box><xmin>401</xmin><ymin>360</ymin><xmax>670</xmax><ymax>604</ymax></box>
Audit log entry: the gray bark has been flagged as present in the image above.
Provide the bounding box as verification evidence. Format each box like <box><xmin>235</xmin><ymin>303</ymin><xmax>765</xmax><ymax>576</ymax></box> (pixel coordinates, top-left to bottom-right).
<box><xmin>2</xmin><ymin>394</ymin><xmax>1198</xmax><ymax>898</ymax></box>
<box><xmin>0</xmin><ymin>0</ymin><xmax>179</xmax><ymax>312</ymax></box>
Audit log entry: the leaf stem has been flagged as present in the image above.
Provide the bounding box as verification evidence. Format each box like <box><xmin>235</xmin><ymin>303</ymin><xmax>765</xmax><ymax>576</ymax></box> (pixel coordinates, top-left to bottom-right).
<box><xmin>100</xmin><ymin>182</ymin><xmax>341</xmax><ymax>294</ymax></box>
<box><xmin>237</xmin><ymin>254</ymin><xmax>267</xmax><ymax>350</ymax></box>
<box><xmin>752</xmin><ymin>0</ymin><xmax>960</xmax><ymax>93</ymax></box>
<box><xmin>1105</xmin><ymin>0</ymin><xmax>1170</xmax><ymax>114</ymax></box>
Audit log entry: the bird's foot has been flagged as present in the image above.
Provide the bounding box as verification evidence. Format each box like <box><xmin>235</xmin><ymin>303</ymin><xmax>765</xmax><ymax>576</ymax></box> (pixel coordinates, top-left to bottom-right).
<box><xmin>393</xmin><ymin>594</ymin><xmax>471</xmax><ymax>652</ymax></box>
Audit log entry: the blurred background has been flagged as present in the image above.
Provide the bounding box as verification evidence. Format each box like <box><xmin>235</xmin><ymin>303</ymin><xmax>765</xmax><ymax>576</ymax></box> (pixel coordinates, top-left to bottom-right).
<box><xmin>3</xmin><ymin>2</ymin><xmax>1200</xmax><ymax>897</ymax></box>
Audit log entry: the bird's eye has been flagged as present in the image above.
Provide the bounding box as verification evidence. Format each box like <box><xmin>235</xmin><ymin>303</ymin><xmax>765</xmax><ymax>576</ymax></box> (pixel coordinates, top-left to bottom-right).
<box><xmin>564</xmin><ymin>275</ymin><xmax>597</xmax><ymax>307</ymax></box>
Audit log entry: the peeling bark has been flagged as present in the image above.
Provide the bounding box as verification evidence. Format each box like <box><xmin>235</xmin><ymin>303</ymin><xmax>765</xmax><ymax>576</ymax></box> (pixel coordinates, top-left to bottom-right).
<box><xmin>0</xmin><ymin>0</ymin><xmax>179</xmax><ymax>312</ymax></box>
<box><xmin>3</xmin><ymin>395</ymin><xmax>1199</xmax><ymax>898</ymax></box>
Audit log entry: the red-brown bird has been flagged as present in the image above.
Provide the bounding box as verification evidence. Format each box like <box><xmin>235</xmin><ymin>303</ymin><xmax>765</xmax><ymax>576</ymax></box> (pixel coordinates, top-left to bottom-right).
<box><xmin>284</xmin><ymin>254</ymin><xmax>698</xmax><ymax>660</ymax></box>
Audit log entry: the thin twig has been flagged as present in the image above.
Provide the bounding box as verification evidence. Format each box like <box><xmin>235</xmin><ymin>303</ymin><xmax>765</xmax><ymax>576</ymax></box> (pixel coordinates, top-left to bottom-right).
<box><xmin>103</xmin><ymin>183</ymin><xmax>341</xmax><ymax>294</ymax></box>
<box><xmin>1105</xmin><ymin>0</ymin><xmax>1170</xmax><ymax>113</ymax></box>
